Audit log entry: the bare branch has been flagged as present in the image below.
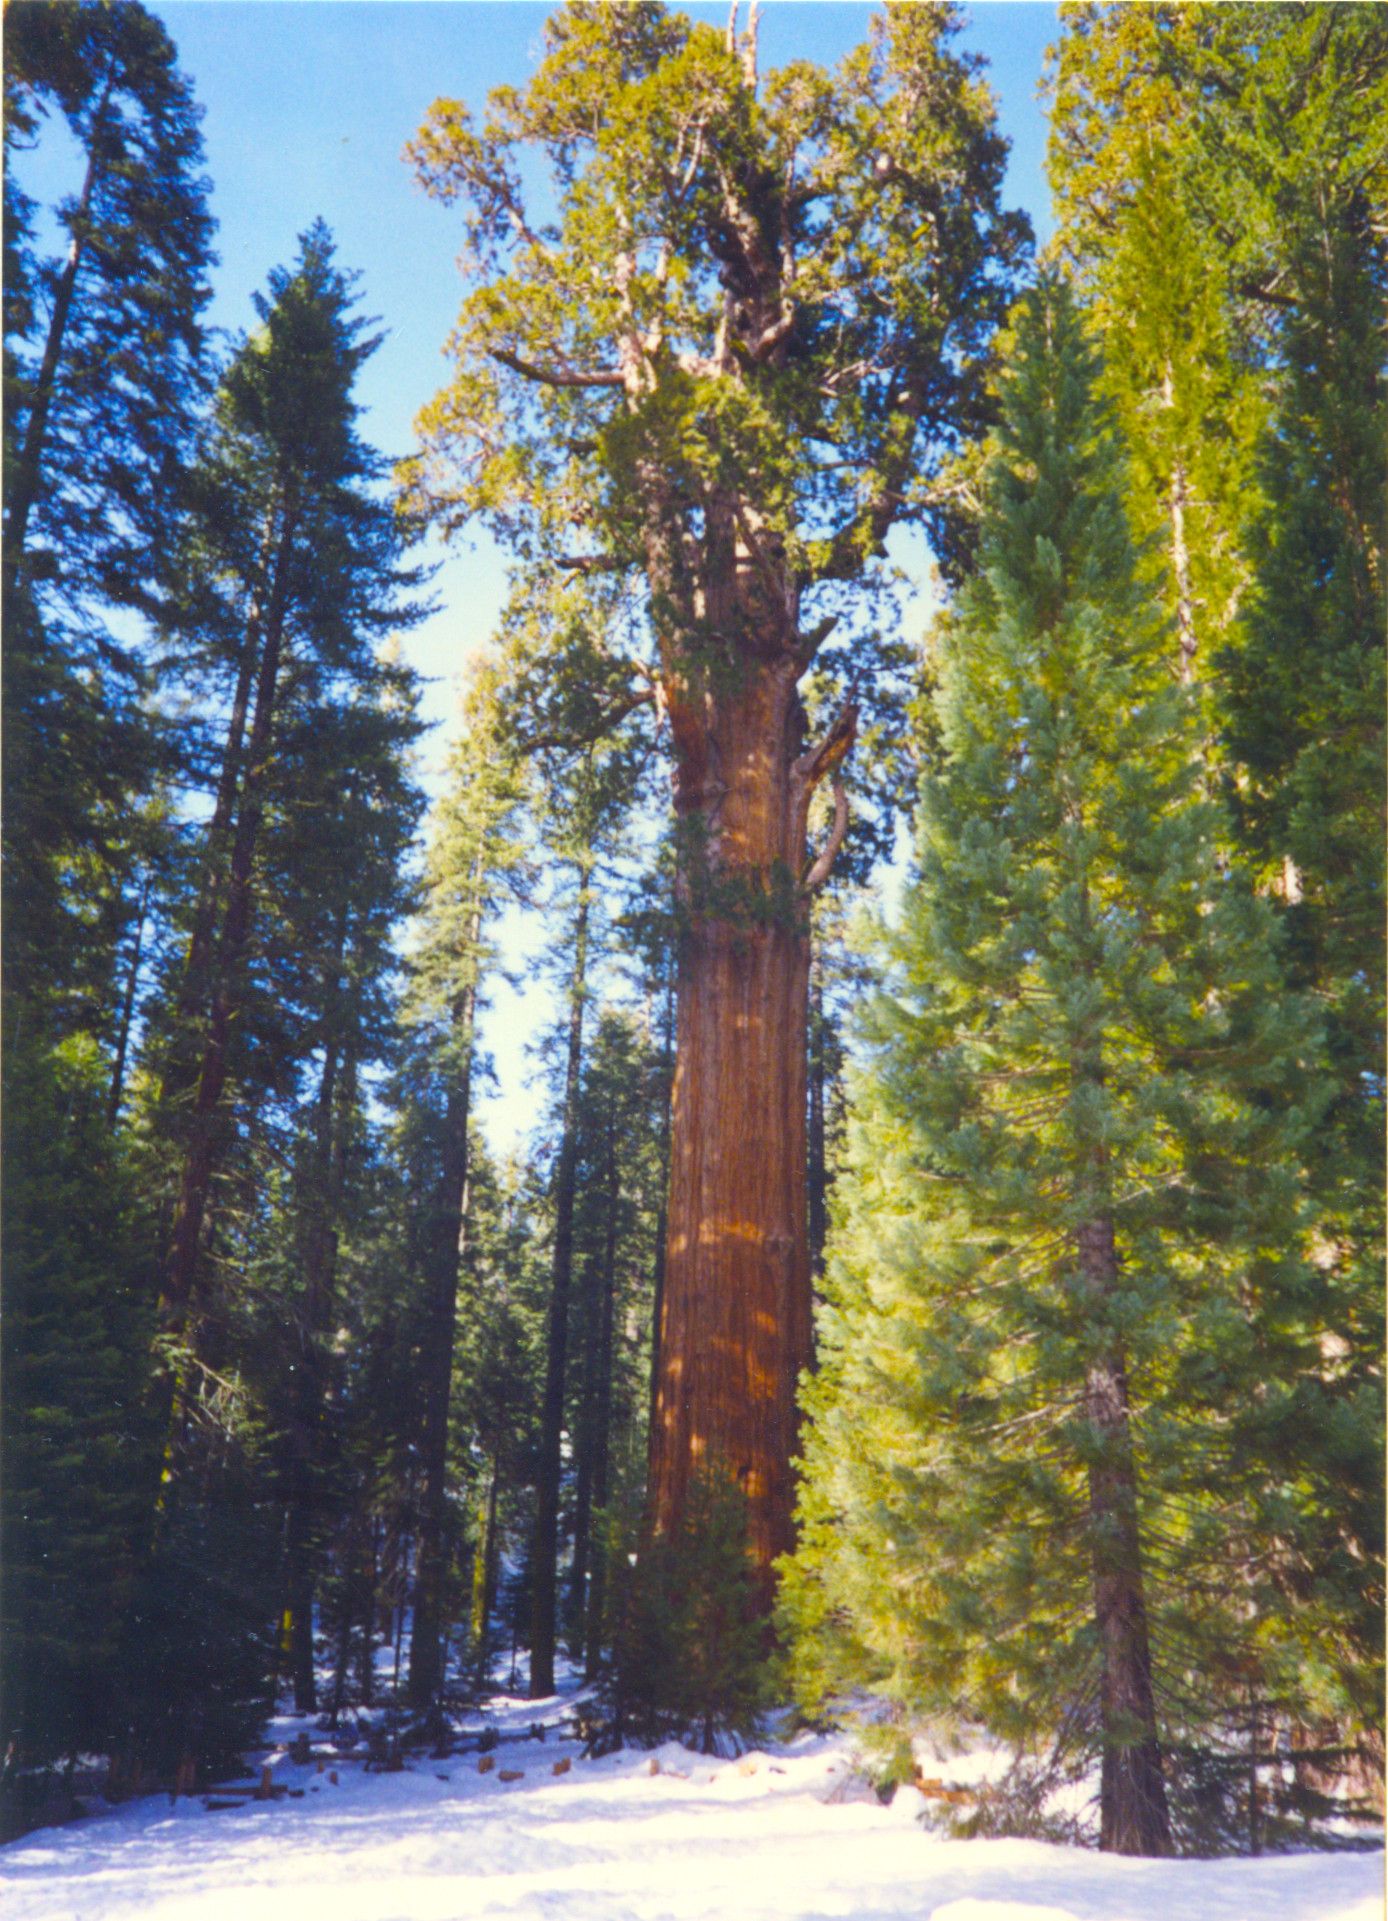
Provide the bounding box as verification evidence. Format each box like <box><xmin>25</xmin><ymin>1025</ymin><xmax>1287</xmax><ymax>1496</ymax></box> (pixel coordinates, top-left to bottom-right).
<box><xmin>793</xmin><ymin>697</ymin><xmax>858</xmax><ymax>792</ymax></box>
<box><xmin>489</xmin><ymin>348</ymin><xmax>625</xmax><ymax>390</ymax></box>
<box><xmin>520</xmin><ymin>683</ymin><xmax>657</xmax><ymax>754</ymax></box>
<box><xmin>802</xmin><ymin>771</ymin><xmax>849</xmax><ymax>894</ymax></box>
<box><xmin>555</xmin><ymin>553</ymin><xmax>629</xmax><ymax>575</ymax></box>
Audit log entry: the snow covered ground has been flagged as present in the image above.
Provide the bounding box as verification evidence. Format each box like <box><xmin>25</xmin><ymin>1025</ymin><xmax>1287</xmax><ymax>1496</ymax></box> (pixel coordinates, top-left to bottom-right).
<box><xmin>3</xmin><ymin>1685</ymin><xmax>1382</xmax><ymax>1921</ymax></box>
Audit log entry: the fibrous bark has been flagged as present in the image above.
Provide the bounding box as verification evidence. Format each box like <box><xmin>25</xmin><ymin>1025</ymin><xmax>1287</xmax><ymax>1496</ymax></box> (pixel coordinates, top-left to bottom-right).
<box><xmin>649</xmin><ymin>659</ymin><xmax>852</xmax><ymax>1593</ymax></box>
<box><xmin>1078</xmin><ymin>1212</ymin><xmax>1173</xmax><ymax>1856</ymax></box>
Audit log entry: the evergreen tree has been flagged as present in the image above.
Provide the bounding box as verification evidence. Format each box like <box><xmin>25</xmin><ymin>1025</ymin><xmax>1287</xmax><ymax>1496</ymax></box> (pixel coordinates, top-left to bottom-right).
<box><xmin>1050</xmin><ymin>1</ymin><xmax>1388</xmax><ymax>1767</ymax></box>
<box><xmin>564</xmin><ymin>1008</ymin><xmax>667</xmax><ymax>1676</ymax></box>
<box><xmin>269</xmin><ymin>679</ymin><xmax>425</xmax><ymax>1710</ymax></box>
<box><xmin>405</xmin><ymin>0</ymin><xmax>1029</xmax><ymax>1589</ymax></box>
<box><xmin>527</xmin><ymin>718</ymin><xmax>646</xmax><ymax>1699</ymax></box>
<box><xmin>782</xmin><ymin>278</ymin><xmax>1353</xmax><ymax>1856</ymax></box>
<box><xmin>2</xmin><ymin>0</ymin><xmax>215</xmax><ymax>1032</ymax></box>
<box><xmin>1218</xmin><ymin>199</ymin><xmax>1386</xmax><ymax>1749</ymax></box>
<box><xmin>152</xmin><ymin>221</ymin><xmax>426</xmax><ymax>1388</ymax></box>
<box><xmin>396</xmin><ymin>654</ymin><xmax>531</xmax><ymax>1712</ymax></box>
<box><xmin>1049</xmin><ymin>2</ymin><xmax>1388</xmax><ymax>705</ymax></box>
<box><xmin>0</xmin><ymin>1035</ymin><xmax>158</xmax><ymax>1787</ymax></box>
<box><xmin>2</xmin><ymin>0</ymin><xmax>214</xmax><ymax>607</ymax></box>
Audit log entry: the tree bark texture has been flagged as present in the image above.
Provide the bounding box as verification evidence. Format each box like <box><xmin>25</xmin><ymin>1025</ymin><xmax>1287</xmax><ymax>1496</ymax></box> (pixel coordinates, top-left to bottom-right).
<box><xmin>807</xmin><ymin>931</ymin><xmax>828</xmax><ymax>1287</ymax></box>
<box><xmin>408</xmin><ymin>926</ymin><xmax>480</xmax><ymax>1711</ymax></box>
<box><xmin>530</xmin><ymin>877</ymin><xmax>591</xmax><ymax>1698</ymax></box>
<box><xmin>649</xmin><ymin>659</ymin><xmax>851</xmax><ymax>1597</ymax></box>
<box><xmin>1078</xmin><ymin>1212</ymin><xmax>1173</xmax><ymax>1857</ymax></box>
<box><xmin>471</xmin><ymin>1457</ymin><xmax>502</xmax><ymax>1690</ymax></box>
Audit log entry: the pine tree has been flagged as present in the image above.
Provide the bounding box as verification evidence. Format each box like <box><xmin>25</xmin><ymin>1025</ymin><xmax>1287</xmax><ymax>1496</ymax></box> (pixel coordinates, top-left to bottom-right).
<box><xmin>527</xmin><ymin>724</ymin><xmax>646</xmax><ymax>1699</ymax></box>
<box><xmin>1049</xmin><ymin>2</ymin><xmax>1388</xmax><ymax>704</ymax></box>
<box><xmin>270</xmin><ymin>678</ymin><xmax>425</xmax><ymax>1710</ymax></box>
<box><xmin>1217</xmin><ymin>197</ymin><xmax>1386</xmax><ymax>1754</ymax></box>
<box><xmin>564</xmin><ymin>1008</ymin><xmax>667</xmax><ymax>1676</ymax></box>
<box><xmin>0</xmin><ymin>1034</ymin><xmax>159</xmax><ymax>1785</ymax></box>
<box><xmin>1050</xmin><ymin>2</ymin><xmax>1387</xmax><ymax>1777</ymax></box>
<box><xmin>2</xmin><ymin>0</ymin><xmax>215</xmax><ymax>1034</ymax></box>
<box><xmin>397</xmin><ymin>654</ymin><xmax>531</xmax><ymax>1712</ymax></box>
<box><xmin>783</xmin><ymin>277</ymin><xmax>1346</xmax><ymax>1856</ymax></box>
<box><xmin>2</xmin><ymin>0</ymin><xmax>214</xmax><ymax>607</ymax></box>
<box><xmin>153</xmin><ymin>222</ymin><xmax>426</xmax><ymax>1387</ymax></box>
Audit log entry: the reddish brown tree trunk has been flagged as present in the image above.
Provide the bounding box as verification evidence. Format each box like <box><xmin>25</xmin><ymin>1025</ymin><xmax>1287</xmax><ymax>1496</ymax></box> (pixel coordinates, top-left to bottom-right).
<box><xmin>648</xmin><ymin>660</ymin><xmax>849</xmax><ymax>1596</ymax></box>
<box><xmin>1078</xmin><ymin>1214</ymin><xmax>1173</xmax><ymax>1857</ymax></box>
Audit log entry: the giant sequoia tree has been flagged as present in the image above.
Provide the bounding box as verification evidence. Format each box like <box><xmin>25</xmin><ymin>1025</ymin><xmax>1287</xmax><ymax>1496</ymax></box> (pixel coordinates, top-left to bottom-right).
<box><xmin>406</xmin><ymin>0</ymin><xmax>1026</xmax><ymax>1582</ymax></box>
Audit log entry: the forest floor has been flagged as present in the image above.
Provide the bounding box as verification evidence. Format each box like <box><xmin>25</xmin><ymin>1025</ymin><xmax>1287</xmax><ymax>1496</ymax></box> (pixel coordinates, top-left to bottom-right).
<box><xmin>2</xmin><ymin>1678</ymin><xmax>1382</xmax><ymax>1921</ymax></box>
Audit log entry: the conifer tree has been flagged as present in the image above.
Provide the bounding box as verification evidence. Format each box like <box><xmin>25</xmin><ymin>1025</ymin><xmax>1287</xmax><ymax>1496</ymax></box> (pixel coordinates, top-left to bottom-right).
<box><xmin>783</xmin><ymin>277</ymin><xmax>1344</xmax><ymax>1856</ymax></box>
<box><xmin>398</xmin><ymin>656</ymin><xmax>531</xmax><ymax>1712</ymax></box>
<box><xmin>1049</xmin><ymin>3</ymin><xmax>1388</xmax><ymax>702</ymax></box>
<box><xmin>527</xmin><ymin>727</ymin><xmax>646</xmax><ymax>1699</ymax></box>
<box><xmin>1050</xmin><ymin>2</ymin><xmax>1387</xmax><ymax>1756</ymax></box>
<box><xmin>154</xmin><ymin>222</ymin><xmax>426</xmax><ymax>1390</ymax></box>
<box><xmin>271</xmin><ymin>683</ymin><xmax>425</xmax><ymax>1710</ymax></box>
<box><xmin>2</xmin><ymin>0</ymin><xmax>215</xmax><ymax>1037</ymax></box>
<box><xmin>405</xmin><ymin>0</ymin><xmax>1028</xmax><ymax>1587</ymax></box>
<box><xmin>564</xmin><ymin>1007</ymin><xmax>667</xmax><ymax>1674</ymax></box>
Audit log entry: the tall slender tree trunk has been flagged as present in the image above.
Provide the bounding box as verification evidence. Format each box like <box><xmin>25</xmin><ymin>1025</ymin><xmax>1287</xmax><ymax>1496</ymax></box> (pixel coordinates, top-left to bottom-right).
<box><xmin>408</xmin><ymin>903</ymin><xmax>482</xmax><ymax>1711</ymax></box>
<box><xmin>472</xmin><ymin>1450</ymin><xmax>502</xmax><ymax>1692</ymax></box>
<box><xmin>2</xmin><ymin>65</ymin><xmax>116</xmax><ymax>602</ymax></box>
<box><xmin>569</xmin><ymin>1087</ymin><xmax>619</xmax><ymax>1664</ymax></box>
<box><xmin>530</xmin><ymin>872</ymin><xmax>592</xmax><ymax>1698</ymax></box>
<box><xmin>584</xmin><ymin>1120</ymin><xmax>619</xmax><ymax>1680</ymax></box>
<box><xmin>160</xmin><ymin>494</ymin><xmax>298</xmax><ymax>1341</ymax></box>
<box><xmin>648</xmin><ymin>660</ymin><xmax>850</xmax><ymax>1598</ymax></box>
<box><xmin>285</xmin><ymin>916</ymin><xmax>353</xmax><ymax>1711</ymax></box>
<box><xmin>162</xmin><ymin>531</ymin><xmax>278</xmax><ymax>1107</ymax></box>
<box><xmin>1078</xmin><ymin>1212</ymin><xmax>1173</xmax><ymax>1857</ymax></box>
<box><xmin>1159</xmin><ymin>363</ymin><xmax>1198</xmax><ymax>686</ymax></box>
<box><xmin>807</xmin><ymin>927</ymin><xmax>829</xmax><ymax>1286</ymax></box>
<box><xmin>647</xmin><ymin>957</ymin><xmax>675</xmax><ymax>1432</ymax></box>
<box><xmin>107</xmin><ymin>868</ymin><xmax>153</xmax><ymax>1128</ymax></box>
<box><xmin>568</xmin><ymin>1280</ymin><xmax>599</xmax><ymax>1652</ymax></box>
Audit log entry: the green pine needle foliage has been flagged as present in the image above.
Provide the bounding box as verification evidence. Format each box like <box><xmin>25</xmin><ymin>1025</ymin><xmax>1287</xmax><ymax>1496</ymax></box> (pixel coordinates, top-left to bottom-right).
<box><xmin>588</xmin><ymin>1466</ymin><xmax>772</xmax><ymax>1759</ymax></box>
<box><xmin>780</xmin><ymin>274</ymin><xmax>1377</xmax><ymax>1850</ymax></box>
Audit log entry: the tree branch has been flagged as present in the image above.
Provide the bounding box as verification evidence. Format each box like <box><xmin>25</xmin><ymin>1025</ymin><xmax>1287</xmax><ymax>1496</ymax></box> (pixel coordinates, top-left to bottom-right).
<box><xmin>489</xmin><ymin>348</ymin><xmax>625</xmax><ymax>390</ymax></box>
<box><xmin>793</xmin><ymin>697</ymin><xmax>857</xmax><ymax>791</ymax></box>
<box><xmin>802</xmin><ymin>771</ymin><xmax>849</xmax><ymax>895</ymax></box>
<box><xmin>519</xmin><ymin>684</ymin><xmax>656</xmax><ymax>753</ymax></box>
<box><xmin>555</xmin><ymin>552</ymin><xmax>629</xmax><ymax>575</ymax></box>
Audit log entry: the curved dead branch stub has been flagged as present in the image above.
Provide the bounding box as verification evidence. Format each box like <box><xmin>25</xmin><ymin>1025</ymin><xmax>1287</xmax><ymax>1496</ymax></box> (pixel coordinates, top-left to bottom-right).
<box><xmin>802</xmin><ymin>770</ymin><xmax>849</xmax><ymax>896</ymax></box>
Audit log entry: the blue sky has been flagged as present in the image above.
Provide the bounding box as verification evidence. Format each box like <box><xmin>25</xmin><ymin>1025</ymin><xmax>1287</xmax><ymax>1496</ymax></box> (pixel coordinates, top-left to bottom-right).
<box><xmin>18</xmin><ymin>0</ymin><xmax>1060</xmax><ymax>1145</ymax></box>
